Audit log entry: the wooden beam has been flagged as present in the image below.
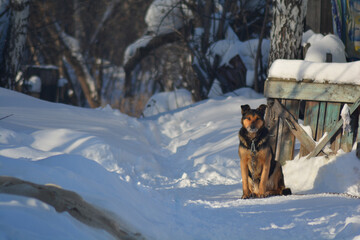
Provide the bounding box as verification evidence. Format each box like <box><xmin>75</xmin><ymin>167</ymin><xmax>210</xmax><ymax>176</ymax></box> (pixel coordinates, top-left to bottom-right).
<box><xmin>307</xmin><ymin>96</ymin><xmax>360</xmax><ymax>158</ymax></box>
<box><xmin>271</xmin><ymin>99</ymin><xmax>316</xmax><ymax>153</ymax></box>
<box><xmin>276</xmin><ymin>99</ymin><xmax>300</xmax><ymax>164</ymax></box>
<box><xmin>264</xmin><ymin>79</ymin><xmax>360</xmax><ymax>103</ymax></box>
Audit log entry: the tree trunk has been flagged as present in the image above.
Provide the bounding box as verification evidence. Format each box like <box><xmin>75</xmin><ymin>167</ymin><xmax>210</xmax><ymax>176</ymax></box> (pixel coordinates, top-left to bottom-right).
<box><xmin>253</xmin><ymin>0</ymin><xmax>270</xmax><ymax>93</ymax></box>
<box><xmin>0</xmin><ymin>0</ymin><xmax>30</xmax><ymax>89</ymax></box>
<box><xmin>268</xmin><ymin>0</ymin><xmax>307</xmax><ymax>70</ymax></box>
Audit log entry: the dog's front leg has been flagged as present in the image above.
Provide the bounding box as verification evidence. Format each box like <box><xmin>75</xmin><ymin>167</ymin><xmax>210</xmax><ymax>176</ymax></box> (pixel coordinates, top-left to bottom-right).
<box><xmin>240</xmin><ymin>154</ymin><xmax>251</xmax><ymax>199</ymax></box>
<box><xmin>258</xmin><ymin>149</ymin><xmax>271</xmax><ymax>198</ymax></box>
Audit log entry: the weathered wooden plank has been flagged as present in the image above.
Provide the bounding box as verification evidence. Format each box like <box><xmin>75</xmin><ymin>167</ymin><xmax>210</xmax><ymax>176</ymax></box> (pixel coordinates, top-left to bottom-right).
<box><xmin>324</xmin><ymin>102</ymin><xmax>341</xmax><ymax>152</ymax></box>
<box><xmin>275</xmin><ymin>100</ymin><xmax>285</xmax><ymax>162</ymax></box>
<box><xmin>306</xmin><ymin>0</ymin><xmax>321</xmax><ymax>33</ymax></box>
<box><xmin>276</xmin><ymin>99</ymin><xmax>300</xmax><ymax>164</ymax></box>
<box><xmin>305</xmin><ymin>102</ymin><xmax>319</xmax><ymax>139</ymax></box>
<box><xmin>264</xmin><ymin>79</ymin><xmax>360</xmax><ymax>103</ymax></box>
<box><xmin>307</xmin><ymin>96</ymin><xmax>360</xmax><ymax>158</ymax></box>
<box><xmin>340</xmin><ymin>129</ymin><xmax>354</xmax><ymax>152</ymax></box>
<box><xmin>271</xmin><ymin>99</ymin><xmax>316</xmax><ymax>154</ymax></box>
<box><xmin>300</xmin><ymin>101</ymin><xmax>320</xmax><ymax>157</ymax></box>
<box><xmin>315</xmin><ymin>102</ymin><xmax>327</xmax><ymax>141</ymax></box>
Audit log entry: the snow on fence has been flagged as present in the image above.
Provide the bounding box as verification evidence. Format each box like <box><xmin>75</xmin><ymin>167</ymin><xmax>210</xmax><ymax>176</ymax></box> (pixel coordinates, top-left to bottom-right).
<box><xmin>264</xmin><ymin>59</ymin><xmax>360</xmax><ymax>164</ymax></box>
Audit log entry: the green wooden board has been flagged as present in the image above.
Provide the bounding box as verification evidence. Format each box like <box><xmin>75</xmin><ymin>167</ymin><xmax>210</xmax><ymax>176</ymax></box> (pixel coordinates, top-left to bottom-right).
<box><xmin>308</xmin><ymin>96</ymin><xmax>360</xmax><ymax>158</ymax></box>
<box><xmin>264</xmin><ymin>79</ymin><xmax>360</xmax><ymax>103</ymax></box>
<box><xmin>340</xmin><ymin>129</ymin><xmax>354</xmax><ymax>152</ymax></box>
<box><xmin>324</xmin><ymin>102</ymin><xmax>341</xmax><ymax>152</ymax></box>
<box><xmin>315</xmin><ymin>102</ymin><xmax>327</xmax><ymax>141</ymax></box>
<box><xmin>300</xmin><ymin>101</ymin><xmax>319</xmax><ymax>157</ymax></box>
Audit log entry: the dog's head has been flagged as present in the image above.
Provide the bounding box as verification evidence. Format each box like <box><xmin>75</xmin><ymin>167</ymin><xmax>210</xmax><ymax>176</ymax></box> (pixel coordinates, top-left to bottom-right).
<box><xmin>241</xmin><ymin>104</ymin><xmax>267</xmax><ymax>133</ymax></box>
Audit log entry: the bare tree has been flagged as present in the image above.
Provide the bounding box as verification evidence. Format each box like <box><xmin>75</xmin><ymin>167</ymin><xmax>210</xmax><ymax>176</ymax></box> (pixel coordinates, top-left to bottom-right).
<box><xmin>0</xmin><ymin>0</ymin><xmax>30</xmax><ymax>89</ymax></box>
<box><xmin>123</xmin><ymin>0</ymin><xmax>267</xmax><ymax>102</ymax></box>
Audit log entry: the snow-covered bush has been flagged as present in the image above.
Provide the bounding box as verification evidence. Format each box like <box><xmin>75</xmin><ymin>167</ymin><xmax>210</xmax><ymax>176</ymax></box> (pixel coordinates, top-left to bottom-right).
<box><xmin>302</xmin><ymin>30</ymin><xmax>347</xmax><ymax>63</ymax></box>
<box><xmin>142</xmin><ymin>89</ymin><xmax>193</xmax><ymax>117</ymax></box>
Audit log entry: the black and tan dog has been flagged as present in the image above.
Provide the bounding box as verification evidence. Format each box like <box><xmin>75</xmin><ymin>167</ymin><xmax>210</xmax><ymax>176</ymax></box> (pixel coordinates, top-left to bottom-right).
<box><xmin>238</xmin><ymin>104</ymin><xmax>291</xmax><ymax>199</ymax></box>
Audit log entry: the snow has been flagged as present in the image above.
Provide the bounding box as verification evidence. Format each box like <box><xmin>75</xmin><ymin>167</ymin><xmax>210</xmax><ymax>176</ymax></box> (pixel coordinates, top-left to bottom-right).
<box><xmin>125</xmin><ymin>0</ymin><xmax>192</xmax><ymax>65</ymax></box>
<box><xmin>207</xmin><ymin>79</ymin><xmax>223</xmax><ymax>98</ymax></box>
<box><xmin>207</xmin><ymin>39</ymin><xmax>270</xmax><ymax>87</ymax></box>
<box><xmin>341</xmin><ymin>104</ymin><xmax>352</xmax><ymax>134</ymax></box>
<box><xmin>303</xmin><ymin>33</ymin><xmax>346</xmax><ymax>63</ymax></box>
<box><xmin>123</xmin><ymin>35</ymin><xmax>153</xmax><ymax>65</ymax></box>
<box><xmin>142</xmin><ymin>88</ymin><xmax>193</xmax><ymax>117</ymax></box>
<box><xmin>268</xmin><ymin>59</ymin><xmax>360</xmax><ymax>84</ymax></box>
<box><xmin>302</xmin><ymin>30</ymin><xmax>324</xmax><ymax>46</ymax></box>
<box><xmin>1</xmin><ymin>87</ymin><xmax>360</xmax><ymax>239</ymax></box>
<box><xmin>145</xmin><ymin>0</ymin><xmax>190</xmax><ymax>35</ymax></box>
<box><xmin>57</xmin><ymin>27</ymin><xmax>97</xmax><ymax>98</ymax></box>
<box><xmin>28</xmin><ymin>76</ymin><xmax>41</xmax><ymax>93</ymax></box>
<box><xmin>57</xmin><ymin>78</ymin><xmax>68</xmax><ymax>87</ymax></box>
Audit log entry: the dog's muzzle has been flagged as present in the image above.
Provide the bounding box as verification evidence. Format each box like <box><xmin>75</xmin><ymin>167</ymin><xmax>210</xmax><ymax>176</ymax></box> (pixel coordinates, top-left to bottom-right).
<box><xmin>247</xmin><ymin>127</ymin><xmax>258</xmax><ymax>133</ymax></box>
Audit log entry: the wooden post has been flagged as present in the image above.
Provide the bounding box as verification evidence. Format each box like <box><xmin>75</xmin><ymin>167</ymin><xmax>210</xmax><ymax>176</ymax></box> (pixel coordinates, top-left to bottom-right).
<box><xmin>306</xmin><ymin>0</ymin><xmax>333</xmax><ymax>34</ymax></box>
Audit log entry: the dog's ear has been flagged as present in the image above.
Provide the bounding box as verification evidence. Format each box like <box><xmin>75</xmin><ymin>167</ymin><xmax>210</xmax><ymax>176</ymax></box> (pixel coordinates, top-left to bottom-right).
<box><xmin>256</xmin><ymin>104</ymin><xmax>267</xmax><ymax>118</ymax></box>
<box><xmin>241</xmin><ymin>105</ymin><xmax>251</xmax><ymax>115</ymax></box>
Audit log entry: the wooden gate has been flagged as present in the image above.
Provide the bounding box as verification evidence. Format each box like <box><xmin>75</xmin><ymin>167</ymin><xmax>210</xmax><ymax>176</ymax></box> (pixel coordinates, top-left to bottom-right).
<box><xmin>264</xmin><ymin>77</ymin><xmax>360</xmax><ymax>164</ymax></box>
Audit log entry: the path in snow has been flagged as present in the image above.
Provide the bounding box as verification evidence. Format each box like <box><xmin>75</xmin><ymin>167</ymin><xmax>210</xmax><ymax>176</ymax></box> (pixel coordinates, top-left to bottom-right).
<box><xmin>0</xmin><ymin>87</ymin><xmax>360</xmax><ymax>239</ymax></box>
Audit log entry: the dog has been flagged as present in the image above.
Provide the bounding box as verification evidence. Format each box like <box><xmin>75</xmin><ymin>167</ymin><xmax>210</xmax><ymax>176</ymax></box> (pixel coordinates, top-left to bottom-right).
<box><xmin>238</xmin><ymin>104</ymin><xmax>291</xmax><ymax>199</ymax></box>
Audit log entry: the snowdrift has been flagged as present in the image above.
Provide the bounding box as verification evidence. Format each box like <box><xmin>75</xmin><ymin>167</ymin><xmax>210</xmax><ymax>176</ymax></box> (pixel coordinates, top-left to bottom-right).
<box><xmin>0</xmin><ymin>87</ymin><xmax>360</xmax><ymax>239</ymax></box>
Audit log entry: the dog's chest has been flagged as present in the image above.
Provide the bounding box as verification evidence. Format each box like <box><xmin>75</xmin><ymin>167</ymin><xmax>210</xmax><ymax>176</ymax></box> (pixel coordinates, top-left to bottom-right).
<box><xmin>247</xmin><ymin>153</ymin><xmax>263</xmax><ymax>178</ymax></box>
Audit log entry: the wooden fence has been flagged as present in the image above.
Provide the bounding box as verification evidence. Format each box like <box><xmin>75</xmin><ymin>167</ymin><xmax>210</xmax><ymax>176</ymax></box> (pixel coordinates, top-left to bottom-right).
<box><xmin>264</xmin><ymin>77</ymin><xmax>360</xmax><ymax>164</ymax></box>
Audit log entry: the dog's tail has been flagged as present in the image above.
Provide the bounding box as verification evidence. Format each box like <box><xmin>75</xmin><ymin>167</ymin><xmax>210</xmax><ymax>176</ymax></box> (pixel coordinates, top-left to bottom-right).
<box><xmin>282</xmin><ymin>188</ymin><xmax>292</xmax><ymax>196</ymax></box>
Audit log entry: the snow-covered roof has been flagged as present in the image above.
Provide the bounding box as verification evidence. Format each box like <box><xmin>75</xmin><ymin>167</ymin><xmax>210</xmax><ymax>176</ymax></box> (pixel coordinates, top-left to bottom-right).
<box><xmin>268</xmin><ymin>59</ymin><xmax>360</xmax><ymax>84</ymax></box>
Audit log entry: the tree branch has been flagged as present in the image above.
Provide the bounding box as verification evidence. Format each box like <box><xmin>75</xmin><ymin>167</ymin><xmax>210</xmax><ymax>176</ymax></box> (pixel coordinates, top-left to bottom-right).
<box><xmin>0</xmin><ymin>176</ymin><xmax>143</xmax><ymax>240</ymax></box>
<box><xmin>123</xmin><ymin>30</ymin><xmax>183</xmax><ymax>96</ymax></box>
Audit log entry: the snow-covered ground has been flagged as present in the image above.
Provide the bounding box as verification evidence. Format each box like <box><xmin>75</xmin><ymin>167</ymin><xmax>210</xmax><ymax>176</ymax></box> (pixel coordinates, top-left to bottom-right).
<box><xmin>1</xmin><ymin>87</ymin><xmax>360</xmax><ymax>240</ymax></box>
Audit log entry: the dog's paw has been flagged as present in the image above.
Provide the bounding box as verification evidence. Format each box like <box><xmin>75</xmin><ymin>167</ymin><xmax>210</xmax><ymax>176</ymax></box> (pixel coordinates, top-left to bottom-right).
<box><xmin>241</xmin><ymin>194</ymin><xmax>251</xmax><ymax>199</ymax></box>
<box><xmin>282</xmin><ymin>188</ymin><xmax>292</xmax><ymax>196</ymax></box>
<box><xmin>242</xmin><ymin>193</ymin><xmax>257</xmax><ymax>199</ymax></box>
<box><xmin>257</xmin><ymin>193</ymin><xmax>269</xmax><ymax>198</ymax></box>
